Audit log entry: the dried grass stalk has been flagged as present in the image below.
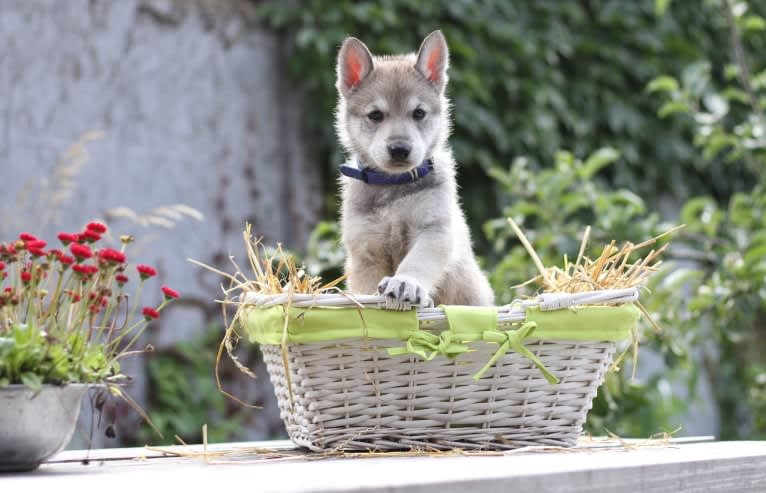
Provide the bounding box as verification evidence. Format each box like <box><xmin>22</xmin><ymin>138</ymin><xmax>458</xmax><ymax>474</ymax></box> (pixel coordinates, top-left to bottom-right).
<box><xmin>507</xmin><ymin>218</ymin><xmax>683</xmax><ymax>294</ymax></box>
<box><xmin>189</xmin><ymin>224</ymin><xmax>347</xmax><ymax>407</ymax></box>
<box><xmin>507</xmin><ymin>218</ymin><xmax>683</xmax><ymax>378</ymax></box>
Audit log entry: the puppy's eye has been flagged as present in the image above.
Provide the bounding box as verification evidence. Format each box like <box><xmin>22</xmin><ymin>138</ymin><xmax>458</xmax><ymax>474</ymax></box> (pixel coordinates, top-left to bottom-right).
<box><xmin>413</xmin><ymin>108</ymin><xmax>426</xmax><ymax>121</ymax></box>
<box><xmin>367</xmin><ymin>110</ymin><xmax>384</xmax><ymax>122</ymax></box>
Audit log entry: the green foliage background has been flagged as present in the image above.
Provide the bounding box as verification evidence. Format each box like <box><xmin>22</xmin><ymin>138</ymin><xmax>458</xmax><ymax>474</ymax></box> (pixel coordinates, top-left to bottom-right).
<box><xmin>145</xmin><ymin>0</ymin><xmax>766</xmax><ymax>442</ymax></box>
<box><xmin>260</xmin><ymin>0</ymin><xmax>750</xmax><ymax>228</ymax></box>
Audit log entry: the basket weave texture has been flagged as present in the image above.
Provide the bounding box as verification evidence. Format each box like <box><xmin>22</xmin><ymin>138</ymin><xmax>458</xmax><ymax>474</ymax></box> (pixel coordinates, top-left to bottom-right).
<box><xmin>246</xmin><ymin>289</ymin><xmax>639</xmax><ymax>451</ymax></box>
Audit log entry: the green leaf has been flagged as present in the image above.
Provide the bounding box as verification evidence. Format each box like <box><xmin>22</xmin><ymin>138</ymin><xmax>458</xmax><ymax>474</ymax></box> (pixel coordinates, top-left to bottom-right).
<box><xmin>612</xmin><ymin>190</ymin><xmax>647</xmax><ymax>212</ymax></box>
<box><xmin>742</xmin><ymin>14</ymin><xmax>766</xmax><ymax>31</ymax></box>
<box><xmin>723</xmin><ymin>87</ymin><xmax>750</xmax><ymax>104</ymax></box>
<box><xmin>646</xmin><ymin>75</ymin><xmax>679</xmax><ymax>93</ymax></box>
<box><xmin>702</xmin><ymin>134</ymin><xmax>736</xmax><ymax>161</ymax></box>
<box><xmin>658</xmin><ymin>100</ymin><xmax>690</xmax><ymax>118</ymax></box>
<box><xmin>659</xmin><ymin>267</ymin><xmax>705</xmax><ymax>290</ymax></box>
<box><xmin>724</xmin><ymin>64</ymin><xmax>740</xmax><ymax>81</ymax></box>
<box><xmin>681</xmin><ymin>196</ymin><xmax>721</xmax><ymax>236</ymax></box>
<box><xmin>688</xmin><ymin>292</ymin><xmax>715</xmax><ymax>313</ymax></box>
<box><xmin>744</xmin><ymin>244</ymin><xmax>766</xmax><ymax>267</ymax></box>
<box><xmin>555</xmin><ymin>150</ymin><xmax>575</xmax><ymax>168</ymax></box>
<box><xmin>655</xmin><ymin>0</ymin><xmax>671</xmax><ymax>16</ymax></box>
<box><xmin>486</xmin><ymin>166</ymin><xmax>513</xmax><ymax>188</ymax></box>
<box><xmin>578</xmin><ymin>147</ymin><xmax>620</xmax><ymax>179</ymax></box>
<box><xmin>729</xmin><ymin>192</ymin><xmax>754</xmax><ymax>226</ymax></box>
<box><xmin>0</xmin><ymin>337</ymin><xmax>14</xmax><ymax>355</ymax></box>
<box><xmin>21</xmin><ymin>373</ymin><xmax>43</xmax><ymax>391</ymax></box>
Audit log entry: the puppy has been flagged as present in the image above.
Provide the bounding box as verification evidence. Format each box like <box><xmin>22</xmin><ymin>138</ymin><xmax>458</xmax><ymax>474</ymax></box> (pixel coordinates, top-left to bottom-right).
<box><xmin>336</xmin><ymin>30</ymin><xmax>494</xmax><ymax>308</ymax></box>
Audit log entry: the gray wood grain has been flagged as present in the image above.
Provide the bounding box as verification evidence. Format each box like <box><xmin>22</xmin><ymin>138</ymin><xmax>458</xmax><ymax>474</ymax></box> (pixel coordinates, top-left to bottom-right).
<box><xmin>5</xmin><ymin>441</ymin><xmax>766</xmax><ymax>492</ymax></box>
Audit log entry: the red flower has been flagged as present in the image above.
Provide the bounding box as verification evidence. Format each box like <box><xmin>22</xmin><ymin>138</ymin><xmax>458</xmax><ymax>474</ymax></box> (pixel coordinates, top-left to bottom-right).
<box><xmin>161</xmin><ymin>285</ymin><xmax>180</xmax><ymax>300</ymax></box>
<box><xmin>19</xmin><ymin>233</ymin><xmax>38</xmax><ymax>242</ymax></box>
<box><xmin>0</xmin><ymin>261</ymin><xmax>4</xmax><ymax>271</ymax></box>
<box><xmin>89</xmin><ymin>304</ymin><xmax>101</xmax><ymax>314</ymax></box>
<box><xmin>86</xmin><ymin>222</ymin><xmax>108</xmax><ymax>234</ymax></box>
<box><xmin>27</xmin><ymin>242</ymin><xmax>47</xmax><ymax>257</ymax></box>
<box><xmin>115</xmin><ymin>274</ymin><xmax>129</xmax><ymax>286</ymax></box>
<box><xmin>136</xmin><ymin>264</ymin><xmax>157</xmax><ymax>280</ymax></box>
<box><xmin>67</xmin><ymin>290</ymin><xmax>82</xmax><ymax>303</ymax></box>
<box><xmin>20</xmin><ymin>271</ymin><xmax>32</xmax><ymax>284</ymax></box>
<box><xmin>70</xmin><ymin>243</ymin><xmax>93</xmax><ymax>260</ymax></box>
<box><xmin>26</xmin><ymin>240</ymin><xmax>47</xmax><ymax>249</ymax></box>
<box><xmin>3</xmin><ymin>287</ymin><xmax>12</xmax><ymax>294</ymax></box>
<box><xmin>98</xmin><ymin>248</ymin><xmax>126</xmax><ymax>264</ymax></box>
<box><xmin>73</xmin><ymin>264</ymin><xmax>99</xmax><ymax>277</ymax></box>
<box><xmin>58</xmin><ymin>255</ymin><xmax>75</xmax><ymax>268</ymax></box>
<box><xmin>142</xmin><ymin>307</ymin><xmax>160</xmax><ymax>321</ymax></box>
<box><xmin>57</xmin><ymin>232</ymin><xmax>79</xmax><ymax>245</ymax></box>
<box><xmin>80</xmin><ymin>230</ymin><xmax>101</xmax><ymax>243</ymax></box>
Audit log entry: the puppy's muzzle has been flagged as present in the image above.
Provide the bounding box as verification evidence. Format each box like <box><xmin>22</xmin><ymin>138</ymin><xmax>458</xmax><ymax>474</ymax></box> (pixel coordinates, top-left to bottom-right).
<box><xmin>387</xmin><ymin>142</ymin><xmax>412</xmax><ymax>161</ymax></box>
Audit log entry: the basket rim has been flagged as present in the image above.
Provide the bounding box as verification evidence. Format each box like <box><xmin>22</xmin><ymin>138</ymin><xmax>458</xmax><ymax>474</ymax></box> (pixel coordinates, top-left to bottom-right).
<box><xmin>242</xmin><ymin>287</ymin><xmax>640</xmax><ymax>318</ymax></box>
<box><xmin>240</xmin><ymin>288</ymin><xmax>641</xmax><ymax>383</ymax></box>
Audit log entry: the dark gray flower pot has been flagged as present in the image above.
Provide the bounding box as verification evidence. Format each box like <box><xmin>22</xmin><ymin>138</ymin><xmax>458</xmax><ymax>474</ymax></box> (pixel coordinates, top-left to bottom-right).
<box><xmin>0</xmin><ymin>384</ymin><xmax>89</xmax><ymax>472</ymax></box>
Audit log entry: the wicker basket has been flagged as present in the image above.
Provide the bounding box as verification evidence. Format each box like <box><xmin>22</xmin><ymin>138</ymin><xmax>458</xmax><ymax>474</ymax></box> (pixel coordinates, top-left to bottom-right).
<box><xmin>243</xmin><ymin>288</ymin><xmax>640</xmax><ymax>451</ymax></box>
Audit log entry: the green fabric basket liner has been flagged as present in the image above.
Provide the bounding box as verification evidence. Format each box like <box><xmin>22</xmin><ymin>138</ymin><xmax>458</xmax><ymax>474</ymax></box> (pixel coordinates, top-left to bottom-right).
<box><xmin>243</xmin><ymin>303</ymin><xmax>640</xmax><ymax>384</ymax></box>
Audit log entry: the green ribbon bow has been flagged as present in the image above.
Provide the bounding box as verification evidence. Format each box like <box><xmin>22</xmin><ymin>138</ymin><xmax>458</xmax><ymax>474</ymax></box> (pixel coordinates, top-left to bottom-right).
<box><xmin>387</xmin><ymin>330</ymin><xmax>469</xmax><ymax>361</ymax></box>
<box><xmin>473</xmin><ymin>321</ymin><xmax>559</xmax><ymax>384</ymax></box>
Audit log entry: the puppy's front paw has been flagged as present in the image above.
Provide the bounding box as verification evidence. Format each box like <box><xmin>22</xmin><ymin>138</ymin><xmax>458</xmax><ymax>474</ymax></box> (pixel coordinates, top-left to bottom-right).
<box><xmin>377</xmin><ymin>275</ymin><xmax>433</xmax><ymax>309</ymax></box>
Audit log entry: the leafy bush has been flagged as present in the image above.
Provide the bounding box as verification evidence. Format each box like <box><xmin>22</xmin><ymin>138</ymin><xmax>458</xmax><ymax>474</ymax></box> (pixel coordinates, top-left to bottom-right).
<box><xmin>258</xmin><ymin>0</ymin><xmax>737</xmax><ymax>236</ymax></box>
<box><xmin>645</xmin><ymin>0</ymin><xmax>766</xmax><ymax>438</ymax></box>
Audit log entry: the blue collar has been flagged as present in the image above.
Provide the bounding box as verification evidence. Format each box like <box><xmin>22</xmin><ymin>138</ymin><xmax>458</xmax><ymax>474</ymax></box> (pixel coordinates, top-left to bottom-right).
<box><xmin>339</xmin><ymin>159</ymin><xmax>434</xmax><ymax>185</ymax></box>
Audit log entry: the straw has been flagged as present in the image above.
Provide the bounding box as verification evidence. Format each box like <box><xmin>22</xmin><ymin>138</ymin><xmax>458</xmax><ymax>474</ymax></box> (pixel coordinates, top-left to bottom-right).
<box><xmin>189</xmin><ymin>223</ymin><xmax>348</xmax><ymax>407</ymax></box>
<box><xmin>507</xmin><ymin>219</ymin><xmax>682</xmax><ymax>294</ymax></box>
<box><xmin>507</xmin><ymin>220</ymin><xmax>683</xmax><ymax>378</ymax></box>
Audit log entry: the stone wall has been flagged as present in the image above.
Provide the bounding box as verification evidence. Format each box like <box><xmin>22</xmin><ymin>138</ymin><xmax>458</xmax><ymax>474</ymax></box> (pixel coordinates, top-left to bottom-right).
<box><xmin>0</xmin><ymin>0</ymin><xmax>321</xmax><ymax>446</ymax></box>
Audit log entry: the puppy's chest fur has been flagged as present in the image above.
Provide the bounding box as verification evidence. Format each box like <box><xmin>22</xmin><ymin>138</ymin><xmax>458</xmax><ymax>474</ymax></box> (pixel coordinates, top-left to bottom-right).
<box><xmin>342</xmin><ymin>175</ymin><xmax>444</xmax><ymax>272</ymax></box>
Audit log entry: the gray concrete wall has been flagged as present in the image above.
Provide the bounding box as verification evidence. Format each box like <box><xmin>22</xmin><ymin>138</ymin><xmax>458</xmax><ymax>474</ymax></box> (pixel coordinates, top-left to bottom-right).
<box><xmin>0</xmin><ymin>0</ymin><xmax>320</xmax><ymax>446</ymax></box>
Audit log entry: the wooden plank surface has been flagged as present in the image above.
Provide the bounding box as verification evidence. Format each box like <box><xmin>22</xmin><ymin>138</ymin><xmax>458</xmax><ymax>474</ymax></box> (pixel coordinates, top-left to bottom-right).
<box><xmin>2</xmin><ymin>439</ymin><xmax>765</xmax><ymax>493</ymax></box>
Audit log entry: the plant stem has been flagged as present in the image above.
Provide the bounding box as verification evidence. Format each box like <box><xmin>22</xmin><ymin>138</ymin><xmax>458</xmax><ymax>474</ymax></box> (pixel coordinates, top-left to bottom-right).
<box><xmin>112</xmin><ymin>299</ymin><xmax>167</xmax><ymax>356</ymax></box>
<box><xmin>94</xmin><ymin>264</ymin><xmax>121</xmax><ymax>342</ymax></box>
<box><xmin>45</xmin><ymin>268</ymin><xmax>66</xmax><ymax>321</ymax></box>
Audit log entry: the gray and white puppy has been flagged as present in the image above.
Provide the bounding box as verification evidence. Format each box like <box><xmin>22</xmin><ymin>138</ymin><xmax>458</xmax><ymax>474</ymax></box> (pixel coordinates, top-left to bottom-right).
<box><xmin>336</xmin><ymin>30</ymin><xmax>494</xmax><ymax>308</ymax></box>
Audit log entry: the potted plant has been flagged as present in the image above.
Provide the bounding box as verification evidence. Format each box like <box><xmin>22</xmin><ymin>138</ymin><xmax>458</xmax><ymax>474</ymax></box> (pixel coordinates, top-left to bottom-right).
<box><xmin>0</xmin><ymin>222</ymin><xmax>179</xmax><ymax>472</ymax></box>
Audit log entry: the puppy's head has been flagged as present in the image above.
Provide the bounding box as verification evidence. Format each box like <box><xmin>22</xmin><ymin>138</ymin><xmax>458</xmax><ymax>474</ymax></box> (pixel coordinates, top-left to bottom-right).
<box><xmin>335</xmin><ymin>30</ymin><xmax>450</xmax><ymax>174</ymax></box>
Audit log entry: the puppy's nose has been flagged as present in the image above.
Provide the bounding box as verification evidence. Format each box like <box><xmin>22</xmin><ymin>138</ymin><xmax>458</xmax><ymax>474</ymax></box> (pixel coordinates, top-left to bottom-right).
<box><xmin>387</xmin><ymin>142</ymin><xmax>411</xmax><ymax>161</ymax></box>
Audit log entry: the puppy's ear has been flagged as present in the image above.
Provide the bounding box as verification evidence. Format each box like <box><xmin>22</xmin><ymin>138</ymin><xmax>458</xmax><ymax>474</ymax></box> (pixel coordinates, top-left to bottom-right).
<box><xmin>415</xmin><ymin>30</ymin><xmax>449</xmax><ymax>93</ymax></box>
<box><xmin>337</xmin><ymin>37</ymin><xmax>374</xmax><ymax>97</ymax></box>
